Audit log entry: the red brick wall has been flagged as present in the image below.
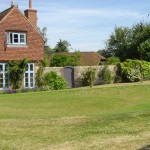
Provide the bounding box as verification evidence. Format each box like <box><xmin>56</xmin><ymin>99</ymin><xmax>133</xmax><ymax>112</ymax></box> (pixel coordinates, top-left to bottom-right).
<box><xmin>0</xmin><ymin>6</ymin><xmax>44</xmax><ymax>61</ymax></box>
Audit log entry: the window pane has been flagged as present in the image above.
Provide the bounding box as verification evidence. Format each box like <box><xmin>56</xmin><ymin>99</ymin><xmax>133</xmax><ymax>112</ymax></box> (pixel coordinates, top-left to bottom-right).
<box><xmin>0</xmin><ymin>79</ymin><xmax>3</xmax><ymax>84</ymax></box>
<box><xmin>13</xmin><ymin>34</ymin><xmax>19</xmax><ymax>43</ymax></box>
<box><xmin>0</xmin><ymin>65</ymin><xmax>3</xmax><ymax>71</ymax></box>
<box><xmin>25</xmin><ymin>83</ymin><xmax>28</xmax><ymax>87</ymax></box>
<box><xmin>5</xmin><ymin>79</ymin><xmax>9</xmax><ymax>85</ymax></box>
<box><xmin>30</xmin><ymin>83</ymin><xmax>33</xmax><ymax>87</ymax></box>
<box><xmin>0</xmin><ymin>74</ymin><xmax>3</xmax><ymax>79</ymax></box>
<box><xmin>30</xmin><ymin>64</ymin><xmax>33</xmax><ymax>71</ymax></box>
<box><xmin>14</xmin><ymin>34</ymin><xmax>18</xmax><ymax>38</ymax></box>
<box><xmin>30</xmin><ymin>78</ymin><xmax>33</xmax><ymax>82</ymax></box>
<box><xmin>20</xmin><ymin>39</ymin><xmax>25</xmax><ymax>43</ymax></box>
<box><xmin>30</xmin><ymin>73</ymin><xmax>33</xmax><ymax>78</ymax></box>
<box><xmin>14</xmin><ymin>38</ymin><xmax>18</xmax><ymax>43</ymax></box>
<box><xmin>0</xmin><ymin>84</ymin><xmax>3</xmax><ymax>88</ymax></box>
<box><xmin>10</xmin><ymin>33</ymin><xmax>13</xmax><ymax>43</ymax></box>
<box><xmin>25</xmin><ymin>73</ymin><xmax>28</xmax><ymax>77</ymax></box>
<box><xmin>20</xmin><ymin>34</ymin><xmax>25</xmax><ymax>39</ymax></box>
<box><xmin>25</xmin><ymin>78</ymin><xmax>28</xmax><ymax>82</ymax></box>
<box><xmin>5</xmin><ymin>73</ymin><xmax>9</xmax><ymax>78</ymax></box>
<box><xmin>5</xmin><ymin>65</ymin><xmax>9</xmax><ymax>71</ymax></box>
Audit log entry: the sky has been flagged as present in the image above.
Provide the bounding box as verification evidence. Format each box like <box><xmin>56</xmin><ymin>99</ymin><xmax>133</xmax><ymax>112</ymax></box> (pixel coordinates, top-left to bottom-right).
<box><xmin>0</xmin><ymin>0</ymin><xmax>150</xmax><ymax>52</ymax></box>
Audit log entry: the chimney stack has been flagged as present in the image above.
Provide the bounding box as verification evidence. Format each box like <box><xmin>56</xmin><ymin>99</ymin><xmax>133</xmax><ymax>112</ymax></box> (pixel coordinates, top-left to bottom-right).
<box><xmin>24</xmin><ymin>0</ymin><xmax>37</xmax><ymax>28</ymax></box>
<box><xmin>29</xmin><ymin>0</ymin><xmax>32</xmax><ymax>9</ymax></box>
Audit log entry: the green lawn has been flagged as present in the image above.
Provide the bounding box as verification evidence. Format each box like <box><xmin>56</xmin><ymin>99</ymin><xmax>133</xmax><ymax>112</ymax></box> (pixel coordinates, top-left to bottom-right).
<box><xmin>0</xmin><ymin>83</ymin><xmax>150</xmax><ymax>150</ymax></box>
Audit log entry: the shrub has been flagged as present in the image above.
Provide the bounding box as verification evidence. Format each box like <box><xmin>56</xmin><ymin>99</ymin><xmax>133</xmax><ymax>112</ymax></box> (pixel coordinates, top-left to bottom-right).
<box><xmin>44</xmin><ymin>72</ymin><xmax>67</xmax><ymax>90</ymax></box>
<box><xmin>82</xmin><ymin>68</ymin><xmax>96</xmax><ymax>88</ymax></box>
<box><xmin>50</xmin><ymin>52</ymin><xmax>80</xmax><ymax>67</ymax></box>
<box><xmin>35</xmin><ymin>63</ymin><xmax>45</xmax><ymax>88</ymax></box>
<box><xmin>118</xmin><ymin>60</ymin><xmax>142</xmax><ymax>82</ymax></box>
<box><xmin>101</xmin><ymin>66</ymin><xmax>113</xmax><ymax>84</ymax></box>
<box><xmin>118</xmin><ymin>59</ymin><xmax>150</xmax><ymax>82</ymax></box>
<box><xmin>102</xmin><ymin>56</ymin><xmax>120</xmax><ymax>65</ymax></box>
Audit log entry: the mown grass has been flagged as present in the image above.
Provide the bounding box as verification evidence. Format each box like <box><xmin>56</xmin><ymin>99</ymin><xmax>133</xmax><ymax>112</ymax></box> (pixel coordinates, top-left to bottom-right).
<box><xmin>0</xmin><ymin>84</ymin><xmax>150</xmax><ymax>150</ymax></box>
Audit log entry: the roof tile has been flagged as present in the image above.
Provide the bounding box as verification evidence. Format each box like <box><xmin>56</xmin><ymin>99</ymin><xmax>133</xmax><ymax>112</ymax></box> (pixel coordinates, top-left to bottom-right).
<box><xmin>0</xmin><ymin>6</ymin><xmax>14</xmax><ymax>22</ymax></box>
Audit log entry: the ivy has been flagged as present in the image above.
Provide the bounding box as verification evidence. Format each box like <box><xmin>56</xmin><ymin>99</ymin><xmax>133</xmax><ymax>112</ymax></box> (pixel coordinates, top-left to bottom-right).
<box><xmin>8</xmin><ymin>58</ymin><xmax>29</xmax><ymax>89</ymax></box>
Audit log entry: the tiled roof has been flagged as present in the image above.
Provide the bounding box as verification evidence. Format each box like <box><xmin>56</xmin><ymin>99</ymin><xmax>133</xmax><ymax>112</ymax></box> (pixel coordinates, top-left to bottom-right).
<box><xmin>0</xmin><ymin>6</ymin><xmax>14</xmax><ymax>22</ymax></box>
<box><xmin>48</xmin><ymin>52</ymin><xmax>106</xmax><ymax>66</ymax></box>
<box><xmin>80</xmin><ymin>52</ymin><xmax>106</xmax><ymax>66</ymax></box>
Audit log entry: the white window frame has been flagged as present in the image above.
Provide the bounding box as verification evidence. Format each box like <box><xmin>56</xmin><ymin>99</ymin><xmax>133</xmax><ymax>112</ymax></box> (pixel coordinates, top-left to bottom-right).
<box><xmin>0</xmin><ymin>63</ymin><xmax>9</xmax><ymax>90</ymax></box>
<box><xmin>24</xmin><ymin>63</ymin><xmax>35</xmax><ymax>88</ymax></box>
<box><xmin>7</xmin><ymin>32</ymin><xmax>27</xmax><ymax>45</ymax></box>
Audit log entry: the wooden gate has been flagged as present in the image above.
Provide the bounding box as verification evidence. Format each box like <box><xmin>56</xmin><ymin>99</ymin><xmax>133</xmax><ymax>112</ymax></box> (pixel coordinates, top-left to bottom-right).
<box><xmin>63</xmin><ymin>67</ymin><xmax>74</xmax><ymax>88</ymax></box>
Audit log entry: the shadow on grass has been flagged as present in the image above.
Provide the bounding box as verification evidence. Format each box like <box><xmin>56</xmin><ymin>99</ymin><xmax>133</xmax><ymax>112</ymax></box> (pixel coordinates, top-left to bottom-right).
<box><xmin>138</xmin><ymin>145</ymin><xmax>150</xmax><ymax>150</ymax></box>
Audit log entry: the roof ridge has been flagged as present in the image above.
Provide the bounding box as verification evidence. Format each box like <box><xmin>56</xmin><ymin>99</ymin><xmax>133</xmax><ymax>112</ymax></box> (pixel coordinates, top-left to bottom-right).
<box><xmin>0</xmin><ymin>7</ymin><xmax>12</xmax><ymax>15</ymax></box>
<box><xmin>0</xmin><ymin>6</ymin><xmax>15</xmax><ymax>23</ymax></box>
<box><xmin>0</xmin><ymin>5</ymin><xmax>44</xmax><ymax>42</ymax></box>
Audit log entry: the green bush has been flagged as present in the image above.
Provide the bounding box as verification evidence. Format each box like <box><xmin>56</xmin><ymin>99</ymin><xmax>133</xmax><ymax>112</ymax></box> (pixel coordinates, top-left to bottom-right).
<box><xmin>82</xmin><ymin>68</ymin><xmax>96</xmax><ymax>88</ymax></box>
<box><xmin>102</xmin><ymin>56</ymin><xmax>120</xmax><ymax>65</ymax></box>
<box><xmin>44</xmin><ymin>72</ymin><xmax>67</xmax><ymax>90</ymax></box>
<box><xmin>35</xmin><ymin>63</ymin><xmax>45</xmax><ymax>88</ymax></box>
<box><xmin>101</xmin><ymin>66</ymin><xmax>113</xmax><ymax>84</ymax></box>
<box><xmin>119</xmin><ymin>59</ymin><xmax>150</xmax><ymax>82</ymax></box>
<box><xmin>50</xmin><ymin>52</ymin><xmax>80</xmax><ymax>67</ymax></box>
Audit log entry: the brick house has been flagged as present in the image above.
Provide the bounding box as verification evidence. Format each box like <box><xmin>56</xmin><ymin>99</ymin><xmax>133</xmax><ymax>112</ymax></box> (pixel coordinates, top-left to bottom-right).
<box><xmin>0</xmin><ymin>0</ymin><xmax>44</xmax><ymax>89</ymax></box>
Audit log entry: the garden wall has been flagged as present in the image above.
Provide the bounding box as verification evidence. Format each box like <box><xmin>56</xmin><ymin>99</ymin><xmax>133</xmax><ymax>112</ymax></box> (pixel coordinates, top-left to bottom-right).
<box><xmin>44</xmin><ymin>65</ymin><xmax>117</xmax><ymax>88</ymax></box>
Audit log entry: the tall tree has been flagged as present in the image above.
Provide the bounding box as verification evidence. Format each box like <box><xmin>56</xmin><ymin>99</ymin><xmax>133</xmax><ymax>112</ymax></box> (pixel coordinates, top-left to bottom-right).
<box><xmin>106</xmin><ymin>26</ymin><xmax>131</xmax><ymax>61</ymax></box>
<box><xmin>37</xmin><ymin>27</ymin><xmax>48</xmax><ymax>46</ymax></box>
<box><xmin>53</xmin><ymin>39</ymin><xmax>71</xmax><ymax>52</ymax></box>
<box><xmin>37</xmin><ymin>27</ymin><xmax>52</xmax><ymax>54</ymax></box>
<box><xmin>105</xmin><ymin>22</ymin><xmax>150</xmax><ymax>61</ymax></box>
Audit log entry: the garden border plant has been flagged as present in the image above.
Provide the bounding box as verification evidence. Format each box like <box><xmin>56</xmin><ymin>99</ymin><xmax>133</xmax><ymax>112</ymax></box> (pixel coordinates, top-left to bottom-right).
<box><xmin>100</xmin><ymin>65</ymin><xmax>113</xmax><ymax>84</ymax></box>
<box><xmin>118</xmin><ymin>59</ymin><xmax>150</xmax><ymax>82</ymax></box>
<box><xmin>8</xmin><ymin>58</ymin><xmax>29</xmax><ymax>89</ymax></box>
<box><xmin>82</xmin><ymin>67</ymin><xmax>96</xmax><ymax>88</ymax></box>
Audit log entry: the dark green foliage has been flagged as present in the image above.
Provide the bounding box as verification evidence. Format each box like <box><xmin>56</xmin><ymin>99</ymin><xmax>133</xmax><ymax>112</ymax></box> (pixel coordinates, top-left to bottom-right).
<box><xmin>44</xmin><ymin>72</ymin><xmax>67</xmax><ymax>90</ymax></box>
<box><xmin>138</xmin><ymin>39</ymin><xmax>150</xmax><ymax>61</ymax></box>
<box><xmin>142</xmin><ymin>61</ymin><xmax>150</xmax><ymax>80</ymax></box>
<box><xmin>44</xmin><ymin>46</ymin><xmax>53</xmax><ymax>55</ymax></box>
<box><xmin>8</xmin><ymin>58</ymin><xmax>28</xmax><ymax>89</ymax></box>
<box><xmin>102</xmin><ymin>56</ymin><xmax>120</xmax><ymax>65</ymax></box>
<box><xmin>106</xmin><ymin>22</ymin><xmax>150</xmax><ymax>61</ymax></box>
<box><xmin>68</xmin><ymin>51</ymin><xmax>81</xmax><ymax>66</ymax></box>
<box><xmin>50</xmin><ymin>55</ymin><xmax>68</xmax><ymax>67</ymax></box>
<box><xmin>43</xmin><ymin>56</ymin><xmax>49</xmax><ymax>67</ymax></box>
<box><xmin>35</xmin><ymin>63</ymin><xmax>45</xmax><ymax>88</ymax></box>
<box><xmin>82</xmin><ymin>68</ymin><xmax>96</xmax><ymax>88</ymax></box>
<box><xmin>119</xmin><ymin>60</ymin><xmax>142</xmax><ymax>82</ymax></box>
<box><xmin>97</xmin><ymin>49</ymin><xmax>112</xmax><ymax>58</ymax></box>
<box><xmin>118</xmin><ymin>59</ymin><xmax>150</xmax><ymax>82</ymax></box>
<box><xmin>53</xmin><ymin>39</ymin><xmax>71</xmax><ymax>52</ymax></box>
<box><xmin>50</xmin><ymin>52</ymin><xmax>80</xmax><ymax>67</ymax></box>
<box><xmin>101</xmin><ymin>66</ymin><xmax>113</xmax><ymax>84</ymax></box>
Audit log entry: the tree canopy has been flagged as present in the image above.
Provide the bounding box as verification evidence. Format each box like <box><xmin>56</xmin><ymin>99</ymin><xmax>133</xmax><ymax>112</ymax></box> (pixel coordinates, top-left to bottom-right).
<box><xmin>53</xmin><ymin>39</ymin><xmax>71</xmax><ymax>52</ymax></box>
<box><xmin>101</xmin><ymin>22</ymin><xmax>150</xmax><ymax>61</ymax></box>
<box><xmin>50</xmin><ymin>51</ymin><xmax>80</xmax><ymax>67</ymax></box>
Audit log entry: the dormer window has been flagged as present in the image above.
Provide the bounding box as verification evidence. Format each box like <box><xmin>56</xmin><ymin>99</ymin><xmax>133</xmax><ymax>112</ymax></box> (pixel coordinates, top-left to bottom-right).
<box><xmin>7</xmin><ymin>32</ymin><xmax>27</xmax><ymax>45</ymax></box>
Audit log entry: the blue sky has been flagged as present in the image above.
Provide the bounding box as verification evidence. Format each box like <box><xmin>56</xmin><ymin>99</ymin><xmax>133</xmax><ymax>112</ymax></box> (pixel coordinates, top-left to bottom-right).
<box><xmin>0</xmin><ymin>0</ymin><xmax>150</xmax><ymax>52</ymax></box>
